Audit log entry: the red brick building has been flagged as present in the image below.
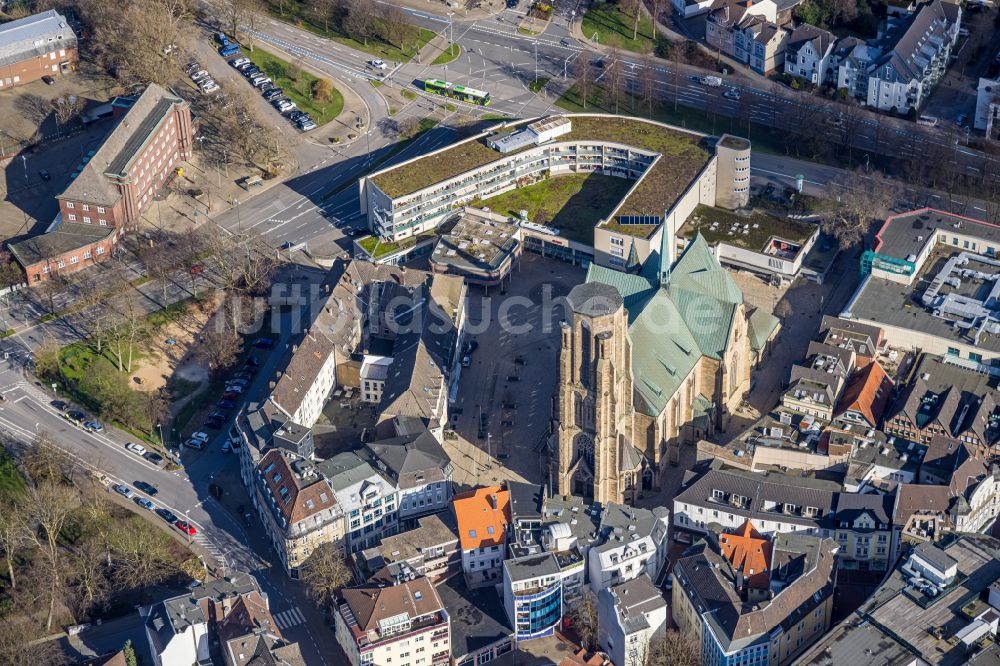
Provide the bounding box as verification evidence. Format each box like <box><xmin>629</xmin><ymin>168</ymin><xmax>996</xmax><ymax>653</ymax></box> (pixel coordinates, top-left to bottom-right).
<box><xmin>7</xmin><ymin>83</ymin><xmax>193</xmax><ymax>283</ymax></box>
<box><xmin>0</xmin><ymin>10</ymin><xmax>78</xmax><ymax>90</ymax></box>
<box><xmin>8</xmin><ymin>222</ymin><xmax>121</xmax><ymax>283</ymax></box>
<box><xmin>56</xmin><ymin>82</ymin><xmax>194</xmax><ymax>230</ymax></box>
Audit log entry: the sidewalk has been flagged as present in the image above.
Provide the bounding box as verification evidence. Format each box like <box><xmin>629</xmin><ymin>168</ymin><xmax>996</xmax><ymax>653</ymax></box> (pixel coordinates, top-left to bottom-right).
<box><xmin>388</xmin><ymin>0</ymin><xmax>505</xmax><ymax>21</ymax></box>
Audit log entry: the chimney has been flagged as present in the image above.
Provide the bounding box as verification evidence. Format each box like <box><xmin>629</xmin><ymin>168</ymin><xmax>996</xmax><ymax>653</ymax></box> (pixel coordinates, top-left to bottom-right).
<box><xmin>489</xmin><ymin>494</ymin><xmax>498</xmax><ymax>510</ymax></box>
<box><xmin>736</xmin><ymin>571</ymin><xmax>745</xmax><ymax>592</ymax></box>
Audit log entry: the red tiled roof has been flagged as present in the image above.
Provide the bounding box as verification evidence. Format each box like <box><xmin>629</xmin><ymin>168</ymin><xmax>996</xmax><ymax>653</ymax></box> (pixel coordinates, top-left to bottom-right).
<box><xmin>718</xmin><ymin>520</ymin><xmax>772</xmax><ymax>589</ymax></box>
<box><xmin>453</xmin><ymin>486</ymin><xmax>510</xmax><ymax>550</ymax></box>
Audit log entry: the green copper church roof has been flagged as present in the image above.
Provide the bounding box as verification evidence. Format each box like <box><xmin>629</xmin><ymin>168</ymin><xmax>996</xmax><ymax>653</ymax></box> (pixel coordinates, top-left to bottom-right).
<box><xmin>586</xmin><ymin>234</ymin><xmax>747</xmax><ymax>415</ymax></box>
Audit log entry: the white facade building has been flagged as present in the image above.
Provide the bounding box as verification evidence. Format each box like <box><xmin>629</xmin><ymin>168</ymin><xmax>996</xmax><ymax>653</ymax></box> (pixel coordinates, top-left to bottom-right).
<box><xmin>598</xmin><ymin>574</ymin><xmax>667</xmax><ymax>666</ymax></box>
<box><xmin>587</xmin><ymin>504</ymin><xmax>670</xmax><ymax>592</ymax></box>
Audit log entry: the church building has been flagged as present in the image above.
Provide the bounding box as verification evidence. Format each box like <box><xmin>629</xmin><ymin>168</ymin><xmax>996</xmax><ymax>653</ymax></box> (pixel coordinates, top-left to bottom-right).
<box><xmin>555</xmin><ymin>232</ymin><xmax>779</xmax><ymax>504</ymax></box>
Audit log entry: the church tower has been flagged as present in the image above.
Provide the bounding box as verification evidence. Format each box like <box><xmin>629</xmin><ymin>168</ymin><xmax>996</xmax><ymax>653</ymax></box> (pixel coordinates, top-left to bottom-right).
<box><xmin>555</xmin><ymin>283</ymin><xmax>640</xmax><ymax>504</ymax></box>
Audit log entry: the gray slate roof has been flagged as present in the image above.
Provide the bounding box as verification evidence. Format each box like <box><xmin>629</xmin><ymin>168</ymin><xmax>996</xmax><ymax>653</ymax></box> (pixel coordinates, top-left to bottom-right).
<box><xmin>8</xmin><ymin>222</ymin><xmax>114</xmax><ymax>266</ymax></box>
<box><xmin>0</xmin><ymin>10</ymin><xmax>76</xmax><ymax>68</ymax></box>
<box><xmin>58</xmin><ymin>83</ymin><xmax>185</xmax><ymax>206</ymax></box>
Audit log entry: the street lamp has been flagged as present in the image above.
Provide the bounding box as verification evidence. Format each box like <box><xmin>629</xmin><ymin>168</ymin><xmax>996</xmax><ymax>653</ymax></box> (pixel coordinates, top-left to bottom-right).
<box><xmin>184</xmin><ymin>509</ymin><xmax>192</xmax><ymax>545</ymax></box>
<box><xmin>157</xmin><ymin>423</ymin><xmax>164</xmax><ymax>446</ymax></box>
<box><xmin>533</xmin><ymin>41</ymin><xmax>539</xmax><ymax>82</ymax></box>
<box><xmin>20</xmin><ymin>154</ymin><xmax>28</xmax><ymax>187</ymax></box>
<box><xmin>447</xmin><ymin>11</ymin><xmax>458</xmax><ymax>46</ymax></box>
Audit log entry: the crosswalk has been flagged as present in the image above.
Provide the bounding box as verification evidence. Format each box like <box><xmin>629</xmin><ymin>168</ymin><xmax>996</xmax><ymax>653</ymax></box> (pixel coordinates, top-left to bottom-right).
<box><xmin>273</xmin><ymin>606</ymin><xmax>306</xmax><ymax>630</ymax></box>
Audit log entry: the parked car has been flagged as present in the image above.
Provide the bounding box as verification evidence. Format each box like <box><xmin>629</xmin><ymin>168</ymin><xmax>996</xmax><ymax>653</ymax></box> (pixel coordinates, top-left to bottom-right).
<box><xmin>64</xmin><ymin>410</ymin><xmax>85</xmax><ymax>424</ymax></box>
<box><xmin>125</xmin><ymin>442</ymin><xmax>147</xmax><ymax>456</ymax></box>
<box><xmin>461</xmin><ymin>355</ymin><xmax>472</xmax><ymax>367</ymax></box>
<box><xmin>189</xmin><ymin>263</ymin><xmax>206</xmax><ymax>274</ymax></box>
<box><xmin>184</xmin><ymin>438</ymin><xmax>205</xmax><ymax>449</ymax></box>
<box><xmin>185</xmin><ymin>61</ymin><xmax>200</xmax><ymax>73</ymax></box>
<box><xmin>52</xmin><ymin>400</ymin><xmax>68</xmax><ymax>410</ymax></box>
<box><xmin>253</xmin><ymin>77</ymin><xmax>272</xmax><ymax>88</ymax></box>
<box><xmin>236</xmin><ymin>62</ymin><xmax>255</xmax><ymax>71</ymax></box>
<box><xmin>208</xmin><ymin>411</ymin><xmax>228</xmax><ymax>421</ymax></box>
<box><xmin>134</xmin><ymin>480</ymin><xmax>158</xmax><ymax>496</ymax></box>
<box><xmin>230</xmin><ymin>57</ymin><xmax>250</xmax><ymax>67</ymax></box>
<box><xmin>917</xmin><ymin>114</ymin><xmax>938</xmax><ymax>127</ymax></box>
<box><xmin>222</xmin><ymin>391</ymin><xmax>240</xmax><ymax>401</ymax></box>
<box><xmin>246</xmin><ymin>356</ymin><xmax>261</xmax><ymax>367</ymax></box>
<box><xmin>205</xmin><ymin>418</ymin><xmax>224</xmax><ymax>430</ymax></box>
<box><xmin>275</xmin><ymin>99</ymin><xmax>296</xmax><ymax>112</ymax></box>
<box><xmin>191</xmin><ymin>431</ymin><xmax>209</xmax><ymax>442</ymax></box>
<box><xmin>463</xmin><ymin>339</ymin><xmax>479</xmax><ymax>355</ymax></box>
<box><xmin>134</xmin><ymin>497</ymin><xmax>155</xmax><ymax>511</ymax></box>
<box><xmin>298</xmin><ymin>120</ymin><xmax>317</xmax><ymax>131</ymax></box>
<box><xmin>83</xmin><ymin>421</ymin><xmax>104</xmax><ymax>432</ymax></box>
<box><xmin>38</xmin><ymin>169</ymin><xmax>50</xmax><ymax>180</ymax></box>
<box><xmin>289</xmin><ymin>110</ymin><xmax>305</xmax><ymax>122</ymax></box>
<box><xmin>254</xmin><ymin>338</ymin><xmax>276</xmax><ymax>349</ymax></box>
<box><xmin>242</xmin><ymin>66</ymin><xmax>260</xmax><ymax>77</ymax></box>
<box><xmin>191</xmin><ymin>70</ymin><xmax>210</xmax><ymax>81</ymax></box>
<box><xmin>201</xmin><ymin>82</ymin><xmax>220</xmax><ymax>94</ymax></box>
<box><xmin>221</xmin><ymin>441</ymin><xmax>232</xmax><ymax>454</ymax></box>
<box><xmin>219</xmin><ymin>43</ymin><xmax>240</xmax><ymax>57</ymax></box>
<box><xmin>723</xmin><ymin>89</ymin><xmax>740</xmax><ymax>100</ymax></box>
<box><xmin>156</xmin><ymin>508</ymin><xmax>178</xmax><ymax>523</ymax></box>
<box><xmin>259</xmin><ymin>82</ymin><xmax>275</xmax><ymax>94</ymax></box>
<box><xmin>176</xmin><ymin>520</ymin><xmax>197</xmax><ymax>535</ymax></box>
<box><xmin>263</xmin><ymin>89</ymin><xmax>285</xmax><ymax>101</ymax></box>
<box><xmin>664</xmin><ymin>573</ymin><xmax>673</xmax><ymax>590</ymax></box>
<box><xmin>113</xmin><ymin>484</ymin><xmax>134</xmax><ymax>499</ymax></box>
<box><xmin>215</xmin><ymin>32</ymin><xmax>230</xmax><ymax>46</ymax></box>
<box><xmin>144</xmin><ymin>451</ymin><xmax>164</xmax><ymax>464</ymax></box>
<box><xmin>217</xmin><ymin>399</ymin><xmax>237</xmax><ymax>410</ymax></box>
<box><xmin>41</xmin><ymin>74</ymin><xmax>55</xmax><ymax>85</ymax></box>
<box><xmin>956</xmin><ymin>112</ymin><xmax>968</xmax><ymax>126</ymax></box>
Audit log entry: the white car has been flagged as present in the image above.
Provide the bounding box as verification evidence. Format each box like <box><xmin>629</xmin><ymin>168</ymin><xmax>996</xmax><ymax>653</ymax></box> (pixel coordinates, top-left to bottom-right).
<box><xmin>276</xmin><ymin>100</ymin><xmax>296</xmax><ymax>112</ymax></box>
<box><xmin>183</xmin><ymin>438</ymin><xmax>205</xmax><ymax>450</ymax></box>
<box><xmin>369</xmin><ymin>59</ymin><xmax>387</xmax><ymax>70</ymax></box>
<box><xmin>221</xmin><ymin>441</ymin><xmax>232</xmax><ymax>454</ymax></box>
<box><xmin>125</xmin><ymin>442</ymin><xmax>147</xmax><ymax>456</ymax></box>
<box><xmin>231</xmin><ymin>57</ymin><xmax>250</xmax><ymax>67</ymax></box>
<box><xmin>198</xmin><ymin>78</ymin><xmax>216</xmax><ymax>89</ymax></box>
<box><xmin>201</xmin><ymin>82</ymin><xmax>220</xmax><ymax>94</ymax></box>
<box><xmin>191</xmin><ymin>70</ymin><xmax>210</xmax><ymax>81</ymax></box>
<box><xmin>191</xmin><ymin>431</ymin><xmax>210</xmax><ymax>442</ymax></box>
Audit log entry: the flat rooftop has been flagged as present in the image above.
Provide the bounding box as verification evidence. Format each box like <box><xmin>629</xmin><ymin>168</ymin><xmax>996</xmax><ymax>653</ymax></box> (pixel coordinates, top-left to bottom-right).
<box><xmin>874</xmin><ymin>209</ymin><xmax>1000</xmax><ymax>262</ymax></box>
<box><xmin>677</xmin><ymin>205</ymin><xmax>817</xmax><ymax>254</ymax></box>
<box><xmin>430</xmin><ymin>208</ymin><xmax>519</xmax><ymax>274</ymax></box>
<box><xmin>370</xmin><ymin>115</ymin><xmax>712</xmax><ymax>228</ymax></box>
<box><xmin>846</xmin><ymin>248</ymin><xmax>1000</xmax><ymax>353</ymax></box>
<box><xmin>436</xmin><ymin>575</ymin><xmax>512</xmax><ymax>661</ymax></box>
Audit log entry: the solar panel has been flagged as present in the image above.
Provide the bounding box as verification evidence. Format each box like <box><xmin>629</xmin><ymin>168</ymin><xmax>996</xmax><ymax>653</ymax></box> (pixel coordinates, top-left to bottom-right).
<box><xmin>618</xmin><ymin>215</ymin><xmax>661</xmax><ymax>226</ymax></box>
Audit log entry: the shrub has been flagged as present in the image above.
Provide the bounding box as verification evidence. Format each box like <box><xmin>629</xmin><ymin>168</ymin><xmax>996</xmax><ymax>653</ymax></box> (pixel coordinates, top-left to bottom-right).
<box><xmin>312</xmin><ymin>78</ymin><xmax>334</xmax><ymax>102</ymax></box>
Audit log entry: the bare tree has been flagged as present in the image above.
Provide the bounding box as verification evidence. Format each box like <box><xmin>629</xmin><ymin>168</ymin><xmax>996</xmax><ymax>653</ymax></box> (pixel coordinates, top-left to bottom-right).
<box><xmin>822</xmin><ymin>169</ymin><xmax>898</xmax><ymax>250</ymax></box>
<box><xmin>645</xmin><ymin>628</ymin><xmax>701</xmax><ymax>666</ymax></box>
<box><xmin>639</xmin><ymin>56</ymin><xmax>658</xmax><ymax>118</ymax></box>
<box><xmin>27</xmin><ymin>480</ymin><xmax>80</xmax><ymax>630</ymax></box>
<box><xmin>52</xmin><ymin>95</ymin><xmax>85</xmax><ymax>127</ymax></box>
<box><xmin>0</xmin><ymin>499</ymin><xmax>30</xmax><ymax>590</ymax></box>
<box><xmin>301</xmin><ymin>542</ymin><xmax>352</xmax><ymax>610</ymax></box>
<box><xmin>574</xmin><ymin>55</ymin><xmax>595</xmax><ymax>109</ymax></box>
<box><xmin>106</xmin><ymin>516</ymin><xmax>179</xmax><ymax>589</ymax></box>
<box><xmin>203</xmin><ymin>325</ymin><xmax>243</xmax><ymax>375</ymax></box>
<box><xmin>0</xmin><ymin>618</ymin><xmax>66</xmax><ymax>666</ymax></box>
<box><xmin>604</xmin><ymin>47</ymin><xmax>625</xmax><ymax>114</ymax></box>
<box><xmin>242</xmin><ymin>0</ymin><xmax>265</xmax><ymax>52</ymax></box>
<box><xmin>379</xmin><ymin>2</ymin><xmax>409</xmax><ymax>48</ymax></box>
<box><xmin>343</xmin><ymin>0</ymin><xmax>376</xmax><ymax>45</ymax></box>
<box><xmin>569</xmin><ymin>589</ymin><xmax>599</xmax><ymax>651</ymax></box>
<box><xmin>307</xmin><ymin>0</ymin><xmax>337</xmax><ymax>31</ymax></box>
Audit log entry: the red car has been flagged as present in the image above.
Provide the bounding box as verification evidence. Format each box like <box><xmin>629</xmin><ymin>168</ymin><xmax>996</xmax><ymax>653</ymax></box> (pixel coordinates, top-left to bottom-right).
<box><xmin>189</xmin><ymin>264</ymin><xmax>206</xmax><ymax>274</ymax></box>
<box><xmin>176</xmin><ymin>520</ymin><xmax>197</xmax><ymax>536</ymax></box>
<box><xmin>222</xmin><ymin>391</ymin><xmax>239</xmax><ymax>400</ymax></box>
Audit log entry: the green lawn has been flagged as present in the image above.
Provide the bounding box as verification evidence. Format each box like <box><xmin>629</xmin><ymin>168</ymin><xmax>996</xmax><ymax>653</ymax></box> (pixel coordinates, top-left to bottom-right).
<box><xmin>357</xmin><ymin>232</ymin><xmax>436</xmax><ymax>259</ymax></box>
<box><xmin>261</xmin><ymin>0</ymin><xmax>436</xmax><ymax>62</ymax></box>
<box><xmin>470</xmin><ymin>173</ymin><xmax>634</xmax><ymax>244</ymax></box>
<box><xmin>581</xmin><ymin>4</ymin><xmax>664</xmax><ymax>54</ymax></box>
<box><xmin>432</xmin><ymin>44</ymin><xmax>461</xmax><ymax>65</ymax></box>
<box><xmin>241</xmin><ymin>47</ymin><xmax>344</xmax><ymax>125</ymax></box>
<box><xmin>528</xmin><ymin>77</ymin><xmax>550</xmax><ymax>93</ymax></box>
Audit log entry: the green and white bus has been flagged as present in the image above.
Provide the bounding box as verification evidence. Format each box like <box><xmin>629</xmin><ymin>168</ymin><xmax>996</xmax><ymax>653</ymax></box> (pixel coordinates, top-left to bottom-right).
<box><xmin>422</xmin><ymin>79</ymin><xmax>491</xmax><ymax>106</ymax></box>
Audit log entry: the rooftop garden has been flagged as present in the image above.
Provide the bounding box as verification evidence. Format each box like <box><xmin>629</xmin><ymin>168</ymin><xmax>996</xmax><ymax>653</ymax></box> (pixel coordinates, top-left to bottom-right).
<box><xmin>677</xmin><ymin>205</ymin><xmax>818</xmax><ymax>252</ymax></box>
<box><xmin>369</xmin><ymin>115</ymin><xmax>712</xmax><ymax>230</ymax></box>
<box><xmin>469</xmin><ymin>172</ymin><xmax>634</xmax><ymax>244</ymax></box>
<box><xmin>357</xmin><ymin>232</ymin><xmax>437</xmax><ymax>259</ymax></box>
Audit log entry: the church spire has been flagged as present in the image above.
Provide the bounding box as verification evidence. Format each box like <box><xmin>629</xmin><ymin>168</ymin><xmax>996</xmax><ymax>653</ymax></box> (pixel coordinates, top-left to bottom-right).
<box><xmin>658</xmin><ymin>220</ymin><xmax>671</xmax><ymax>286</ymax></box>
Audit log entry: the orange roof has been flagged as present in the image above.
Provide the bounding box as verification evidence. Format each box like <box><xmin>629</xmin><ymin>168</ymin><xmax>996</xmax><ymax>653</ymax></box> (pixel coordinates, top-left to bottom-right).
<box><xmin>453</xmin><ymin>486</ymin><xmax>510</xmax><ymax>550</ymax></box>
<box><xmin>836</xmin><ymin>361</ymin><xmax>894</xmax><ymax>427</ymax></box>
<box><xmin>718</xmin><ymin>520</ymin><xmax>772</xmax><ymax>588</ymax></box>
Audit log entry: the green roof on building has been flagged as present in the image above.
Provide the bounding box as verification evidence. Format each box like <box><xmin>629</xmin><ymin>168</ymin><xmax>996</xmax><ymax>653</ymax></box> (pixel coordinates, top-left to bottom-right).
<box><xmin>747</xmin><ymin>306</ymin><xmax>780</xmax><ymax>352</ymax></box>
<box><xmin>586</xmin><ymin>234</ymin><xmax>747</xmax><ymax>416</ymax></box>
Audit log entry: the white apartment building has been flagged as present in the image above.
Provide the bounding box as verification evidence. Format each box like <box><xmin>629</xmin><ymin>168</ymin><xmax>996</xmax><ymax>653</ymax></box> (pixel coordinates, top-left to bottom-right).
<box><xmin>783</xmin><ymin>24</ymin><xmax>835</xmax><ymax>84</ymax></box>
<box><xmin>587</xmin><ymin>504</ymin><xmax>670</xmax><ymax>592</ymax></box>
<box><xmin>454</xmin><ymin>485</ymin><xmax>510</xmax><ymax>587</ymax></box>
<box><xmin>598</xmin><ymin>574</ymin><xmax>667</xmax><ymax>666</ymax></box>
<box><xmin>365</xmin><ymin>424</ymin><xmax>454</xmax><ymax>523</ymax></box>
<box><xmin>319</xmin><ymin>452</ymin><xmax>399</xmax><ymax>553</ymax></box>
<box><xmin>335</xmin><ymin>577</ymin><xmax>451</xmax><ymax>666</ymax></box>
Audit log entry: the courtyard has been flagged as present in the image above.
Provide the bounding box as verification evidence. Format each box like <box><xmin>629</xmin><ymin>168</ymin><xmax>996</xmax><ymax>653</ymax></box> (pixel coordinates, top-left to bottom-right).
<box><xmin>447</xmin><ymin>252</ymin><xmax>585</xmax><ymax>490</ymax></box>
<box><xmin>471</xmin><ymin>172</ymin><xmax>633</xmax><ymax>244</ymax></box>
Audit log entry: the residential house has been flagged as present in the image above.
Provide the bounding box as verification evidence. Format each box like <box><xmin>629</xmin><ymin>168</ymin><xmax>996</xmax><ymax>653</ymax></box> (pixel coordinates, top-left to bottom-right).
<box><xmin>706</xmin><ymin>0</ymin><xmax>791</xmax><ymax>75</ymax></box>
<box><xmin>0</xmin><ymin>10</ymin><xmax>77</xmax><ymax>90</ymax></box>
<box><xmin>781</xmin><ymin>341</ymin><xmax>855</xmax><ymax>422</ymax></box>
<box><xmin>334</xmin><ymin>577</ymin><xmax>451</xmax><ymax>666</ymax></box>
<box><xmin>318</xmin><ymin>451</ymin><xmax>399</xmax><ymax>553</ymax></box>
<box><xmin>252</xmin><ymin>448</ymin><xmax>343</xmax><ymax>578</ymax></box>
<box><xmin>218</xmin><ymin>593</ymin><xmax>305</xmax><ymax>666</ymax></box>
<box><xmin>672</xmin><ymin>531</ymin><xmax>838</xmax><ymax>666</ymax></box>
<box><xmin>597</xmin><ymin>574</ymin><xmax>667</xmax><ymax>666</ymax></box>
<box><xmin>142</xmin><ymin>576</ymin><xmax>269</xmax><ymax>666</ymax></box>
<box><xmin>818</xmin><ymin>316</ymin><xmax>883</xmax><ymax>368</ymax></box>
<box><xmin>9</xmin><ymin>222</ymin><xmax>121</xmax><ymax>284</ymax></box>
<box><xmin>865</xmin><ymin>0</ymin><xmax>961</xmax><ymax>112</ymax></box>
<box><xmin>830</xmin><ymin>493</ymin><xmax>896</xmax><ymax>571</ymax></box>
<box><xmin>356</xmin><ymin>512</ymin><xmax>460</xmax><ymax>583</ymax></box>
<box><xmin>895</xmin><ymin>452</ymin><xmax>1000</xmax><ymax>543</ymax></box>
<box><xmin>843</xmin><ymin>429</ymin><xmax>924</xmax><ymax>492</ymax></box>
<box><xmin>784</xmin><ymin>24</ymin><xmax>835</xmax><ymax>84</ymax></box>
<box><xmin>587</xmin><ymin>503</ymin><xmax>670</xmax><ymax>592</ymax></box>
<box><xmin>834</xmin><ymin>361</ymin><xmax>893</xmax><ymax>428</ymax></box>
<box><xmin>453</xmin><ymin>485</ymin><xmax>510</xmax><ymax>588</ymax></box>
<box><xmin>503</xmin><ymin>553</ymin><xmax>563</xmax><ymax>641</ymax></box>
<box><xmin>830</xmin><ymin>38</ymin><xmax>879</xmax><ymax>100</ymax></box>
<box><xmin>883</xmin><ymin>355</ymin><xmax>1000</xmax><ymax>459</ymax></box>
<box><xmin>364</xmin><ymin>420</ymin><xmax>453</xmax><ymax>524</ymax></box>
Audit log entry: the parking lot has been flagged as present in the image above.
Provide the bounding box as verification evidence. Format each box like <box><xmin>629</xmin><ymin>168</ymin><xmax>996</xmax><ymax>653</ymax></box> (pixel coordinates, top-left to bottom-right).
<box><xmin>448</xmin><ymin>252</ymin><xmax>584</xmax><ymax>488</ymax></box>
